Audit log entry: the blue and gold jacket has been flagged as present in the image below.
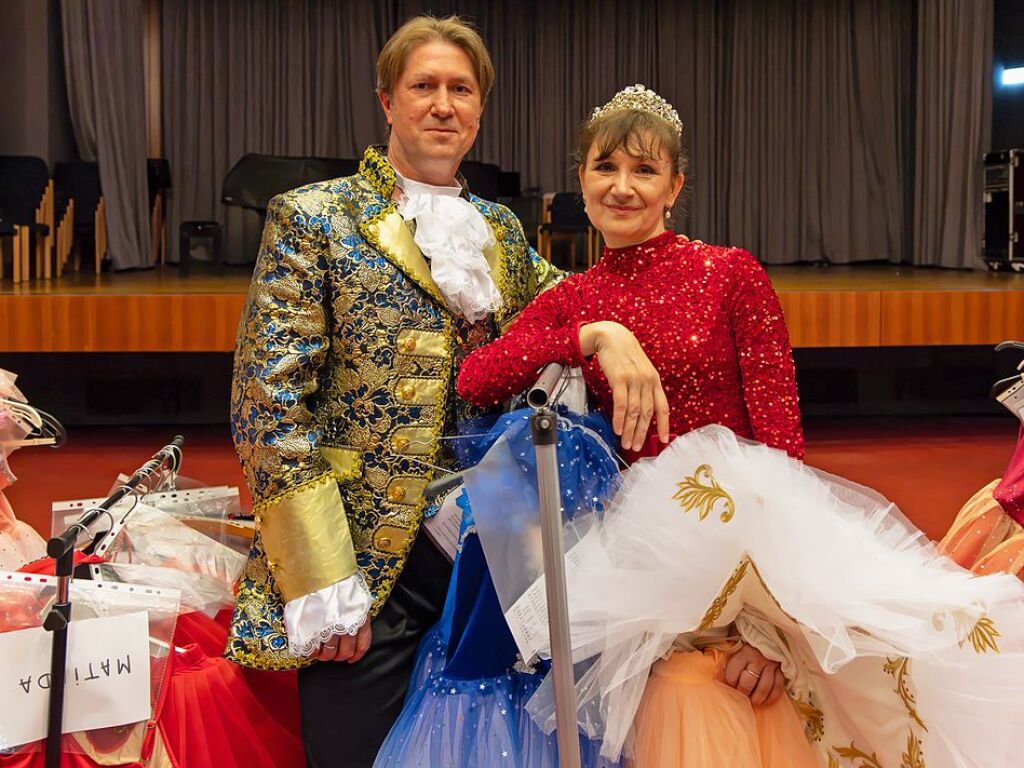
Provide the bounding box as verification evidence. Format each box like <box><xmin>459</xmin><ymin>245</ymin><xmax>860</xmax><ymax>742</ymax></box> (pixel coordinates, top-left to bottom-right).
<box><xmin>227</xmin><ymin>145</ymin><xmax>561</xmax><ymax>670</ymax></box>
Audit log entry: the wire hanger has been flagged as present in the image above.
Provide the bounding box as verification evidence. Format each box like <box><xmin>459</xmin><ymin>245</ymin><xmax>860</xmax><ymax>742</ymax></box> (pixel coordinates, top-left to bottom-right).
<box><xmin>0</xmin><ymin>397</ymin><xmax>67</xmax><ymax>448</ymax></box>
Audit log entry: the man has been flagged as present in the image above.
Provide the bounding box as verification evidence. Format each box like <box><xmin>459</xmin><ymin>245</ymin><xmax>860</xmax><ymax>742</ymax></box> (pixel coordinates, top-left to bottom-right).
<box><xmin>227</xmin><ymin>15</ymin><xmax>561</xmax><ymax>768</ymax></box>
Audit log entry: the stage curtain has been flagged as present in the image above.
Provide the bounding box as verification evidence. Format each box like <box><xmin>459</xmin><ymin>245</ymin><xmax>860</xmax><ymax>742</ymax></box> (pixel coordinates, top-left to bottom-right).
<box><xmin>159</xmin><ymin>0</ymin><xmax>987</xmax><ymax>267</ymax></box>
<box><xmin>61</xmin><ymin>0</ymin><xmax>153</xmax><ymax>270</ymax></box>
<box><xmin>913</xmin><ymin>0</ymin><xmax>994</xmax><ymax>268</ymax></box>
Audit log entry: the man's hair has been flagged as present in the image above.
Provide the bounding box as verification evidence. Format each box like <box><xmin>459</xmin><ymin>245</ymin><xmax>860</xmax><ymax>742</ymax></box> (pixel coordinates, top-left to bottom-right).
<box><xmin>376</xmin><ymin>15</ymin><xmax>495</xmax><ymax>102</ymax></box>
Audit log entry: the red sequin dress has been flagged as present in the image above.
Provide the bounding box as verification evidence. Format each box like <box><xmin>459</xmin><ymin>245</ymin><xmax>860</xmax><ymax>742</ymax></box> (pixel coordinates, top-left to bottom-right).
<box><xmin>457</xmin><ymin>230</ymin><xmax>804</xmax><ymax>459</ymax></box>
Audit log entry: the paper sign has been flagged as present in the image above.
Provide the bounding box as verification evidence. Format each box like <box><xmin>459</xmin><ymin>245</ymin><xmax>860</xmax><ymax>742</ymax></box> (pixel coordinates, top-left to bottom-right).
<box><xmin>422</xmin><ymin>489</ymin><xmax>463</xmax><ymax>562</ymax></box>
<box><xmin>0</xmin><ymin>611</ymin><xmax>152</xmax><ymax>749</ymax></box>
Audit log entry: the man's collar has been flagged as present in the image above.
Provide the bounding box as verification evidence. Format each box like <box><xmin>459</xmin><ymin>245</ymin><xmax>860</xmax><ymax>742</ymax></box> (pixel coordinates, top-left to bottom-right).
<box><xmin>359</xmin><ymin>145</ymin><xmax>472</xmax><ymax>202</ymax></box>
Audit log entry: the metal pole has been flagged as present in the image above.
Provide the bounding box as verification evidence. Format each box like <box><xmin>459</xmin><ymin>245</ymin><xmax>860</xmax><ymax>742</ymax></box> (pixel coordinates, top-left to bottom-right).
<box><xmin>532</xmin><ymin>407</ymin><xmax>582</xmax><ymax>768</ymax></box>
<box><xmin>42</xmin><ymin>435</ymin><xmax>184</xmax><ymax>766</ymax></box>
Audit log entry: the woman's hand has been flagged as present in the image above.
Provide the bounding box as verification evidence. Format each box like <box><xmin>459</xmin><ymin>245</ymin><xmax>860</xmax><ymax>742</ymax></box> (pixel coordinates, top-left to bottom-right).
<box><xmin>722</xmin><ymin>642</ymin><xmax>786</xmax><ymax>706</ymax></box>
<box><xmin>579</xmin><ymin>321</ymin><xmax>670</xmax><ymax>451</ymax></box>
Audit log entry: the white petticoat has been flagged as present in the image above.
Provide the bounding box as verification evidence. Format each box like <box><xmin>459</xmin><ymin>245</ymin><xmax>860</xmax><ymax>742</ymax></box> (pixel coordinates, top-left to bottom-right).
<box><xmin>518</xmin><ymin>425</ymin><xmax>1024</xmax><ymax>766</ymax></box>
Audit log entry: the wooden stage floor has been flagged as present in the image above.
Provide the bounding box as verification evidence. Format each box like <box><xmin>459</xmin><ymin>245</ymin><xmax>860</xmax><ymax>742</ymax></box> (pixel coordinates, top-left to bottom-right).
<box><xmin>3</xmin><ymin>263</ymin><xmax>1024</xmax><ymax>352</ymax></box>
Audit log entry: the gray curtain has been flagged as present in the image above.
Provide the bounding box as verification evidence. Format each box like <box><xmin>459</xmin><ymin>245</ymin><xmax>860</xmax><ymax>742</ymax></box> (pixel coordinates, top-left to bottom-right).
<box><xmin>161</xmin><ymin>0</ymin><xmax>988</xmax><ymax>267</ymax></box>
<box><xmin>914</xmin><ymin>0</ymin><xmax>994</xmax><ymax>268</ymax></box>
<box><xmin>61</xmin><ymin>0</ymin><xmax>152</xmax><ymax>269</ymax></box>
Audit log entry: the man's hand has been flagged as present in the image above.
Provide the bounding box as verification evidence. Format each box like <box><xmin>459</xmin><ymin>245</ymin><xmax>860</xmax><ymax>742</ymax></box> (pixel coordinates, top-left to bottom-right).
<box><xmin>722</xmin><ymin>642</ymin><xmax>786</xmax><ymax>706</ymax></box>
<box><xmin>579</xmin><ymin>321</ymin><xmax>670</xmax><ymax>452</ymax></box>
<box><xmin>315</xmin><ymin>621</ymin><xmax>373</xmax><ymax>664</ymax></box>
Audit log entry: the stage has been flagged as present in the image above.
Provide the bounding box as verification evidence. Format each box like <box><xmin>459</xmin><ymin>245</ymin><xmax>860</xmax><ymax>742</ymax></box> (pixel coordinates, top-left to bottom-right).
<box><xmin>3</xmin><ymin>263</ymin><xmax>1024</xmax><ymax>352</ymax></box>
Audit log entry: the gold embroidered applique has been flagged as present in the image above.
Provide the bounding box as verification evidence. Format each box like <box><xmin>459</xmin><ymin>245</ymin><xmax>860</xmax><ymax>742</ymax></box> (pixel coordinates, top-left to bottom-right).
<box><xmin>963</xmin><ymin>615</ymin><xmax>1000</xmax><ymax>654</ymax></box>
<box><xmin>696</xmin><ymin>559</ymin><xmax>748</xmax><ymax>631</ymax></box>
<box><xmin>900</xmin><ymin>731</ymin><xmax>925</xmax><ymax>768</ymax></box>
<box><xmin>829</xmin><ymin>743</ymin><xmax>883</xmax><ymax>768</ymax></box>
<box><xmin>792</xmin><ymin>696</ymin><xmax>824</xmax><ymax>742</ymax></box>
<box><xmin>673</xmin><ymin>464</ymin><xmax>735</xmax><ymax>522</ymax></box>
<box><xmin>883</xmin><ymin>657</ymin><xmax>927</xmax><ymax>730</ymax></box>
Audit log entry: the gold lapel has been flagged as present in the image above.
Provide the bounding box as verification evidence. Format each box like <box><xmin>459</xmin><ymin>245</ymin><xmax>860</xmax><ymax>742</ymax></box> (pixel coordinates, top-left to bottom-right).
<box><xmin>360</xmin><ymin>207</ymin><xmax>448</xmax><ymax>307</ymax></box>
<box><xmin>354</xmin><ymin>144</ymin><xmax>511</xmax><ymax>316</ymax></box>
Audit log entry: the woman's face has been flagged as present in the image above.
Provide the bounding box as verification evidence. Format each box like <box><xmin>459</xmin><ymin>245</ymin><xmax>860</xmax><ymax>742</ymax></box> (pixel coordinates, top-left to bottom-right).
<box><xmin>579</xmin><ymin>134</ymin><xmax>683</xmax><ymax>249</ymax></box>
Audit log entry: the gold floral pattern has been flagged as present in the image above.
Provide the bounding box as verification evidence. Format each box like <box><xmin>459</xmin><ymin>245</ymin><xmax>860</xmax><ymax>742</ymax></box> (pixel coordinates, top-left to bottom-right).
<box><xmin>883</xmin><ymin>657</ymin><xmax>927</xmax><ymax>730</ymax></box>
<box><xmin>696</xmin><ymin>559</ymin><xmax>748</xmax><ymax>632</ymax></box>
<box><xmin>673</xmin><ymin>464</ymin><xmax>736</xmax><ymax>522</ymax></box>
<box><xmin>227</xmin><ymin>145</ymin><xmax>562</xmax><ymax>669</ymax></box>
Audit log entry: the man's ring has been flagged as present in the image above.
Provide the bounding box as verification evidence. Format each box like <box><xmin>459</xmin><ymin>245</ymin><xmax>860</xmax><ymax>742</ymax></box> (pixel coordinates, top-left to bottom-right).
<box><xmin>742</xmin><ymin>668</ymin><xmax>761</xmax><ymax>679</ymax></box>
<box><xmin>324</xmin><ymin>643</ymin><xmax>338</xmax><ymax>652</ymax></box>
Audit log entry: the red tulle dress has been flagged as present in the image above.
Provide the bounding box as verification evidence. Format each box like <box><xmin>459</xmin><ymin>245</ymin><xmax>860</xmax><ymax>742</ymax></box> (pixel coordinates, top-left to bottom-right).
<box><xmin>3</xmin><ymin>557</ymin><xmax>304</xmax><ymax>767</ymax></box>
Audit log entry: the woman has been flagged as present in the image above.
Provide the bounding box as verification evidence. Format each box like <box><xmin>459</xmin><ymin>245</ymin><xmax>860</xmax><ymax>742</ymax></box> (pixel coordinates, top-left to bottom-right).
<box><xmin>376</xmin><ymin>85</ymin><xmax>809</xmax><ymax>767</ymax></box>
<box><xmin>467</xmin><ymin>86</ymin><xmax>1024</xmax><ymax>767</ymax></box>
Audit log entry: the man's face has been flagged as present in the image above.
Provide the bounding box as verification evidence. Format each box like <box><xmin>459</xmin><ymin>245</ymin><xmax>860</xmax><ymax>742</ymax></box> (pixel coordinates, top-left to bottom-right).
<box><xmin>379</xmin><ymin>41</ymin><xmax>484</xmax><ymax>179</ymax></box>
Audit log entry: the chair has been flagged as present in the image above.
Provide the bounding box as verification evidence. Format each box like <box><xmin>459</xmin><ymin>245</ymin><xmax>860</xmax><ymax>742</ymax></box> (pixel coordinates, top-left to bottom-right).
<box><xmin>53</xmin><ymin>161</ymin><xmax>105</xmax><ymax>276</ymax></box>
<box><xmin>500</xmin><ymin>187</ymin><xmax>543</xmax><ymax>249</ymax></box>
<box><xmin>179</xmin><ymin>154</ymin><xmax>359</xmax><ymax>273</ymax></box>
<box><xmin>0</xmin><ymin>156</ymin><xmax>54</xmax><ymax>283</ymax></box>
<box><xmin>537</xmin><ymin>192</ymin><xmax>598</xmax><ymax>270</ymax></box>
<box><xmin>148</xmin><ymin>159</ymin><xmax>171</xmax><ymax>265</ymax></box>
<box><xmin>459</xmin><ymin>161</ymin><xmax>501</xmax><ymax>201</ymax></box>
<box><xmin>497</xmin><ymin>171</ymin><xmax>521</xmax><ymax>199</ymax></box>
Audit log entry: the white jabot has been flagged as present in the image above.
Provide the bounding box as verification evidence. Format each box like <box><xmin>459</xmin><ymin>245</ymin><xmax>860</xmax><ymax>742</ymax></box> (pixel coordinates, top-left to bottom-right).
<box><xmin>394</xmin><ymin>169</ymin><xmax>502</xmax><ymax>323</ymax></box>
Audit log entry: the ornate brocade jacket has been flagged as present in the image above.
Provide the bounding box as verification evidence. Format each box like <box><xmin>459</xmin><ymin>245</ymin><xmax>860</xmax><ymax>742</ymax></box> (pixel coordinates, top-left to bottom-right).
<box><xmin>227</xmin><ymin>145</ymin><xmax>561</xmax><ymax>670</ymax></box>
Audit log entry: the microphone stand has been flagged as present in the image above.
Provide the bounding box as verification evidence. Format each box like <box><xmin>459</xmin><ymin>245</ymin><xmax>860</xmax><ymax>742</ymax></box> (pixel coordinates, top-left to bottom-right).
<box><xmin>42</xmin><ymin>436</ymin><xmax>184</xmax><ymax>768</ymax></box>
<box><xmin>528</xmin><ymin>364</ymin><xmax>581</xmax><ymax>768</ymax></box>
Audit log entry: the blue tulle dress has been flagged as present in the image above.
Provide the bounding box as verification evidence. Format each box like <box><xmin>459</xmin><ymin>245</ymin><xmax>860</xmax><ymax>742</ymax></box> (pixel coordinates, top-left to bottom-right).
<box><xmin>373</xmin><ymin>408</ymin><xmax>623</xmax><ymax>768</ymax></box>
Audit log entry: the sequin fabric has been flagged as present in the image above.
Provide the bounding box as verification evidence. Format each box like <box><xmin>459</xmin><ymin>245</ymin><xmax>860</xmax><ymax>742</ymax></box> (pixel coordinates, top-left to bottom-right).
<box><xmin>227</xmin><ymin>145</ymin><xmax>562</xmax><ymax>670</ymax></box>
<box><xmin>457</xmin><ymin>230</ymin><xmax>804</xmax><ymax>459</ymax></box>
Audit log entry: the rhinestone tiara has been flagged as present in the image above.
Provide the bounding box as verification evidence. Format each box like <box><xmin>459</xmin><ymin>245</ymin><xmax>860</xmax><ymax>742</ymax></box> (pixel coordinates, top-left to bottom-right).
<box><xmin>589</xmin><ymin>84</ymin><xmax>682</xmax><ymax>136</ymax></box>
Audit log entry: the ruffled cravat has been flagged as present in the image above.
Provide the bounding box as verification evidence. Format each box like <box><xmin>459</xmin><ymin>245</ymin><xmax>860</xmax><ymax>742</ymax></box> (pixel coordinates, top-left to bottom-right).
<box><xmin>394</xmin><ymin>170</ymin><xmax>502</xmax><ymax>323</ymax></box>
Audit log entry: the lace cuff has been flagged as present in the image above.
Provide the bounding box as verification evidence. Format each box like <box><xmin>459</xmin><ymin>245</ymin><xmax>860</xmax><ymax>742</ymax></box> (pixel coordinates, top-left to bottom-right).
<box><xmin>283</xmin><ymin>571</ymin><xmax>372</xmax><ymax>657</ymax></box>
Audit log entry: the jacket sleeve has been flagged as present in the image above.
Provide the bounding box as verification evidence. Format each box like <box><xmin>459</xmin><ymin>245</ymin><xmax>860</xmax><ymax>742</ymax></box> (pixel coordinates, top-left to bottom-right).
<box><xmin>230</xmin><ymin>194</ymin><xmax>363</xmax><ymax>609</ymax></box>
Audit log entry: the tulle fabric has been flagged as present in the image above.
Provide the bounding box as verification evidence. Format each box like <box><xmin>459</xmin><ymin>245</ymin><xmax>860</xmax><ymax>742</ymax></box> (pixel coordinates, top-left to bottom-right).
<box><xmin>517</xmin><ymin>425</ymin><xmax>1024</xmax><ymax>765</ymax></box>
<box><xmin>158</xmin><ymin>643</ymin><xmax>304</xmax><ymax>768</ymax></box>
<box><xmin>0</xmin><ymin>491</ymin><xmax>46</xmax><ymax>570</ymax></box>
<box><xmin>630</xmin><ymin>648</ymin><xmax>819</xmax><ymax>768</ymax></box>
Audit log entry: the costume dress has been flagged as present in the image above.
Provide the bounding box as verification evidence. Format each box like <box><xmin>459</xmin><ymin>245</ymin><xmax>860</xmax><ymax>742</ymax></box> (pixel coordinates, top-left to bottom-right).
<box><xmin>940</xmin><ymin>424</ymin><xmax>1024</xmax><ymax>577</ymax></box>
<box><xmin>374</xmin><ymin>409</ymin><xmax>622</xmax><ymax>768</ymax></box>
<box><xmin>456</xmin><ymin>231</ymin><xmax>1024</xmax><ymax>767</ymax></box>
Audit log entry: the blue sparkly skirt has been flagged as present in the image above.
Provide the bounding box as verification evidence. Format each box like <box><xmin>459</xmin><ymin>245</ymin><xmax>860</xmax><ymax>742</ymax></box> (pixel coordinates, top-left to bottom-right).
<box><xmin>373</xmin><ymin>410</ymin><xmax>622</xmax><ymax>768</ymax></box>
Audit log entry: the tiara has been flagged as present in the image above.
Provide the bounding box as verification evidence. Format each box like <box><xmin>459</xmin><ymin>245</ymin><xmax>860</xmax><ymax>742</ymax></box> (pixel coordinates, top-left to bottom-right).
<box><xmin>589</xmin><ymin>84</ymin><xmax>682</xmax><ymax>136</ymax></box>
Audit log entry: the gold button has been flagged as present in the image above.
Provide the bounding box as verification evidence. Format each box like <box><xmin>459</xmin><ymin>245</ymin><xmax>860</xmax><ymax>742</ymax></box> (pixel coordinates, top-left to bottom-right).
<box><xmin>401</xmin><ymin>336</ymin><xmax>417</xmax><ymax>353</ymax></box>
<box><xmin>378</xmin><ymin>537</ymin><xmax>392</xmax><ymax>549</ymax></box>
<box><xmin>392</xmin><ymin>435</ymin><xmax>410</xmax><ymax>451</ymax></box>
<box><xmin>399</xmin><ymin>383</ymin><xmax>416</xmax><ymax>402</ymax></box>
<box><xmin>388</xmin><ymin>485</ymin><xmax>407</xmax><ymax>502</ymax></box>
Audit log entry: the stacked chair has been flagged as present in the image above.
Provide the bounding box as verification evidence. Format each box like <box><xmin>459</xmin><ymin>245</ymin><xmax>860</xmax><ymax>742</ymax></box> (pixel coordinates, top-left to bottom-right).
<box><xmin>537</xmin><ymin>191</ymin><xmax>600</xmax><ymax>270</ymax></box>
<box><xmin>53</xmin><ymin>160</ymin><xmax>106</xmax><ymax>276</ymax></box>
<box><xmin>0</xmin><ymin>156</ymin><xmax>54</xmax><ymax>283</ymax></box>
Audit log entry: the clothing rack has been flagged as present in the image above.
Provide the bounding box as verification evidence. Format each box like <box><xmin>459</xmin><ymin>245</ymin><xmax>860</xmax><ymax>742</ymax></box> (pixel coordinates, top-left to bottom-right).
<box><xmin>42</xmin><ymin>436</ymin><xmax>184</xmax><ymax>768</ymax></box>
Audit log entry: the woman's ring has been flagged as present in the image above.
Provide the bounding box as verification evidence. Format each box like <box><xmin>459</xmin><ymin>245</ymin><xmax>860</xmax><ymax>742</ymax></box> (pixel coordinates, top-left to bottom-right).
<box><xmin>741</xmin><ymin>668</ymin><xmax>761</xmax><ymax>679</ymax></box>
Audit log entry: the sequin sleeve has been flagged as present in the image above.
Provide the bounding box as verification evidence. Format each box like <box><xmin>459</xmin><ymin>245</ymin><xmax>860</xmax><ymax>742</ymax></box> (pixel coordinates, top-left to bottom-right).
<box><xmin>457</xmin><ymin>273</ymin><xmax>587</xmax><ymax>406</ymax></box>
<box><xmin>726</xmin><ymin>249</ymin><xmax>805</xmax><ymax>459</ymax></box>
<box><xmin>230</xmin><ymin>193</ymin><xmax>361</xmax><ymax>603</ymax></box>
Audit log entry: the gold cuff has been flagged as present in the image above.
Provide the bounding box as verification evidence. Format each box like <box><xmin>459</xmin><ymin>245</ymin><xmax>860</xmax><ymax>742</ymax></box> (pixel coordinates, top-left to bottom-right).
<box><xmin>258</xmin><ymin>473</ymin><xmax>358</xmax><ymax>602</ymax></box>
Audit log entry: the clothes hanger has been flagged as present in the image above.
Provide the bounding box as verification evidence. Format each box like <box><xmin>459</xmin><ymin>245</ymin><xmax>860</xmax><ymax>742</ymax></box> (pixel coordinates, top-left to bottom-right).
<box><xmin>0</xmin><ymin>397</ymin><xmax>67</xmax><ymax>448</ymax></box>
<box><xmin>991</xmin><ymin>341</ymin><xmax>1024</xmax><ymax>419</ymax></box>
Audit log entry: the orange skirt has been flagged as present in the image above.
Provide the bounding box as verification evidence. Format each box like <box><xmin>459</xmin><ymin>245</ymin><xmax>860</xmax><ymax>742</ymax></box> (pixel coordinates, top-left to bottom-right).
<box><xmin>938</xmin><ymin>479</ymin><xmax>1024</xmax><ymax>577</ymax></box>
<box><xmin>630</xmin><ymin>649</ymin><xmax>820</xmax><ymax>768</ymax></box>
